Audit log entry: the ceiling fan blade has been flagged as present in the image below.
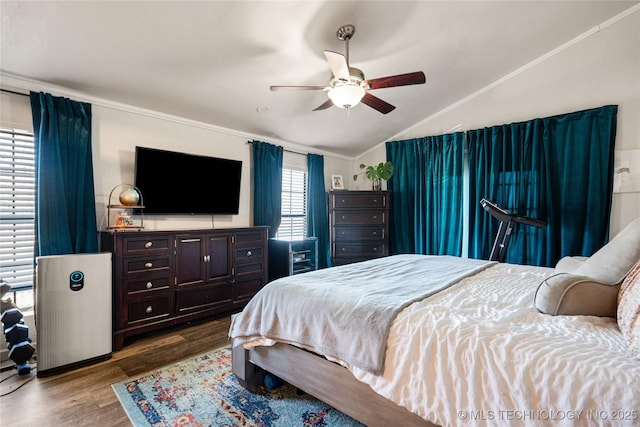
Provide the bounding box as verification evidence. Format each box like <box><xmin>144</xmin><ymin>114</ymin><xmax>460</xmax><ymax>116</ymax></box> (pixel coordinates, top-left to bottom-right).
<box><xmin>365</xmin><ymin>71</ymin><xmax>426</xmax><ymax>90</ymax></box>
<box><xmin>361</xmin><ymin>92</ymin><xmax>395</xmax><ymax>114</ymax></box>
<box><xmin>312</xmin><ymin>98</ymin><xmax>334</xmax><ymax>111</ymax></box>
<box><xmin>324</xmin><ymin>50</ymin><xmax>350</xmax><ymax>81</ymax></box>
<box><xmin>270</xmin><ymin>85</ymin><xmax>326</xmax><ymax>91</ymax></box>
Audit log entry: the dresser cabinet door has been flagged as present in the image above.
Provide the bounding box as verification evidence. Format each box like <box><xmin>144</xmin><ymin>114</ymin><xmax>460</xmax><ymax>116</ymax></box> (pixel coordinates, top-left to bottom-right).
<box><xmin>207</xmin><ymin>234</ymin><xmax>232</xmax><ymax>282</ymax></box>
<box><xmin>175</xmin><ymin>234</ymin><xmax>206</xmax><ymax>287</ymax></box>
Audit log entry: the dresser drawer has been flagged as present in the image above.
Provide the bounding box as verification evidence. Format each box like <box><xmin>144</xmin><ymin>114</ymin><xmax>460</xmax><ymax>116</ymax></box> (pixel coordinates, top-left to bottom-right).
<box><xmin>332</xmin><ymin>211</ymin><xmax>387</xmax><ymax>225</ymax></box>
<box><xmin>125</xmin><ymin>275</ymin><xmax>172</xmax><ymax>294</ymax></box>
<box><xmin>123</xmin><ymin>255</ymin><xmax>173</xmax><ymax>276</ymax></box>
<box><xmin>235</xmin><ymin>261</ymin><xmax>265</xmax><ymax>278</ymax></box>
<box><xmin>127</xmin><ymin>296</ymin><xmax>172</xmax><ymax>324</ymax></box>
<box><xmin>121</xmin><ymin>235</ymin><xmax>172</xmax><ymax>255</ymax></box>
<box><xmin>234</xmin><ymin>245</ymin><xmax>264</xmax><ymax>264</ymax></box>
<box><xmin>176</xmin><ymin>284</ymin><xmax>232</xmax><ymax>313</ymax></box>
<box><xmin>333</xmin><ymin>226</ymin><xmax>386</xmax><ymax>241</ymax></box>
<box><xmin>333</xmin><ymin>242</ymin><xmax>387</xmax><ymax>257</ymax></box>
<box><xmin>234</xmin><ymin>278</ymin><xmax>264</xmax><ymax>304</ymax></box>
<box><xmin>235</xmin><ymin>230</ymin><xmax>267</xmax><ymax>246</ymax></box>
<box><xmin>330</xmin><ymin>193</ymin><xmax>387</xmax><ymax>209</ymax></box>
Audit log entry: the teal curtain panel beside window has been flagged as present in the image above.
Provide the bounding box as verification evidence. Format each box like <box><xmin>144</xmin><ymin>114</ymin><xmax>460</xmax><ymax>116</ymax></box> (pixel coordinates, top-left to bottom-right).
<box><xmin>386</xmin><ymin>132</ymin><xmax>465</xmax><ymax>256</ymax></box>
<box><xmin>467</xmin><ymin>105</ymin><xmax>618</xmax><ymax>267</ymax></box>
<box><xmin>29</xmin><ymin>91</ymin><xmax>98</xmax><ymax>256</ymax></box>
<box><xmin>306</xmin><ymin>153</ymin><xmax>331</xmax><ymax>268</ymax></box>
<box><xmin>251</xmin><ymin>140</ymin><xmax>283</xmax><ymax>238</ymax></box>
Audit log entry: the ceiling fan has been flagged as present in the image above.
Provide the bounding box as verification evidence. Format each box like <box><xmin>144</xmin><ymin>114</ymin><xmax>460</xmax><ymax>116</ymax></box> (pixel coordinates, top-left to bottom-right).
<box><xmin>269</xmin><ymin>24</ymin><xmax>426</xmax><ymax>114</ymax></box>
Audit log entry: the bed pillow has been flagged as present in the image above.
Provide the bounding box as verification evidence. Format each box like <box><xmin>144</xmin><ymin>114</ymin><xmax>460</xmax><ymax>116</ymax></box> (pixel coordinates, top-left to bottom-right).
<box><xmin>534</xmin><ymin>273</ymin><xmax>620</xmax><ymax>317</ymax></box>
<box><xmin>574</xmin><ymin>218</ymin><xmax>640</xmax><ymax>284</ymax></box>
<box><xmin>618</xmin><ymin>261</ymin><xmax>640</xmax><ymax>359</ymax></box>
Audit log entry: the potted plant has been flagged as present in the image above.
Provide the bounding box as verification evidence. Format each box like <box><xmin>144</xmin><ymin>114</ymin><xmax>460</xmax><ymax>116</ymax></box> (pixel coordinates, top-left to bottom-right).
<box><xmin>353</xmin><ymin>161</ymin><xmax>393</xmax><ymax>191</ymax></box>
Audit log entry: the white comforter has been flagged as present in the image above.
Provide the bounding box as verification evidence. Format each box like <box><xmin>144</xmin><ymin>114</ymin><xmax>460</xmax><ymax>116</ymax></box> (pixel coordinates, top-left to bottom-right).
<box><xmin>233</xmin><ymin>259</ymin><xmax>640</xmax><ymax>426</ymax></box>
<box><xmin>230</xmin><ymin>255</ymin><xmax>494</xmax><ymax>375</ymax></box>
<box><xmin>353</xmin><ymin>263</ymin><xmax>640</xmax><ymax>427</ymax></box>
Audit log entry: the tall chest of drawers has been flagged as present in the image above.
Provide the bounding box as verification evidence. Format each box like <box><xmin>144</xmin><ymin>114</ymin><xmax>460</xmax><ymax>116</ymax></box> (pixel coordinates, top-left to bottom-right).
<box><xmin>329</xmin><ymin>190</ymin><xmax>390</xmax><ymax>266</ymax></box>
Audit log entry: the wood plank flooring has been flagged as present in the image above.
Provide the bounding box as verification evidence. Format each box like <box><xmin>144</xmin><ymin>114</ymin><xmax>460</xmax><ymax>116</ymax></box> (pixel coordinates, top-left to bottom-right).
<box><xmin>0</xmin><ymin>315</ymin><xmax>232</xmax><ymax>427</ymax></box>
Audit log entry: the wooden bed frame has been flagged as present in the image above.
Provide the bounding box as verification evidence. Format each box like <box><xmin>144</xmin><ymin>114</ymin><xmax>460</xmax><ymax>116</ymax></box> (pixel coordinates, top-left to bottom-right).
<box><xmin>232</xmin><ymin>342</ymin><xmax>436</xmax><ymax>427</ymax></box>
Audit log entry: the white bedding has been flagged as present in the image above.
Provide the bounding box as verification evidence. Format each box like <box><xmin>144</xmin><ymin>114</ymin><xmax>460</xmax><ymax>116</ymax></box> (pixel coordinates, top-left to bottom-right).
<box><xmin>354</xmin><ymin>263</ymin><xmax>640</xmax><ymax>427</ymax></box>
<box><xmin>233</xmin><ymin>259</ymin><xmax>640</xmax><ymax>427</ymax></box>
<box><xmin>230</xmin><ymin>254</ymin><xmax>494</xmax><ymax>375</ymax></box>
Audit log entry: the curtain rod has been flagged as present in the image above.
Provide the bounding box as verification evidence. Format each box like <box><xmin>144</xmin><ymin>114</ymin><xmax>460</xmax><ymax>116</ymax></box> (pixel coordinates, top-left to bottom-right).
<box><xmin>283</xmin><ymin>148</ymin><xmax>307</xmax><ymax>156</ymax></box>
<box><xmin>1</xmin><ymin>88</ymin><xmax>29</xmax><ymax>97</ymax></box>
<box><xmin>247</xmin><ymin>140</ymin><xmax>307</xmax><ymax>157</ymax></box>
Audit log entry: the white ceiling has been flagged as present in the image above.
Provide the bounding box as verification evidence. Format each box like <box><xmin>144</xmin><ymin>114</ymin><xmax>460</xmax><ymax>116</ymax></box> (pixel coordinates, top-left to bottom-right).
<box><xmin>1</xmin><ymin>1</ymin><xmax>637</xmax><ymax>157</ymax></box>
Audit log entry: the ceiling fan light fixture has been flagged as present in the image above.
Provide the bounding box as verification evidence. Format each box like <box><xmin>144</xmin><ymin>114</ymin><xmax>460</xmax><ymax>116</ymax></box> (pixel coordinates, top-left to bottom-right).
<box><xmin>328</xmin><ymin>84</ymin><xmax>365</xmax><ymax>109</ymax></box>
<box><xmin>269</xmin><ymin>24</ymin><xmax>425</xmax><ymax>114</ymax></box>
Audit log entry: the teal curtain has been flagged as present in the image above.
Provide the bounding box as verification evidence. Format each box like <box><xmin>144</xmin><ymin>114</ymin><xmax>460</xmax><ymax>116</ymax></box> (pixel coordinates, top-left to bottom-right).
<box><xmin>252</xmin><ymin>140</ymin><xmax>283</xmax><ymax>238</ymax></box>
<box><xmin>306</xmin><ymin>154</ymin><xmax>331</xmax><ymax>268</ymax></box>
<box><xmin>468</xmin><ymin>105</ymin><xmax>617</xmax><ymax>266</ymax></box>
<box><xmin>386</xmin><ymin>132</ymin><xmax>465</xmax><ymax>255</ymax></box>
<box><xmin>30</xmin><ymin>91</ymin><xmax>98</xmax><ymax>256</ymax></box>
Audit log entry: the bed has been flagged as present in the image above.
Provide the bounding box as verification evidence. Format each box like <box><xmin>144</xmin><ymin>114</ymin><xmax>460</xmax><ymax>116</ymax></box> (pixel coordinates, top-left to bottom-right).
<box><xmin>229</xmin><ymin>223</ymin><xmax>640</xmax><ymax>427</ymax></box>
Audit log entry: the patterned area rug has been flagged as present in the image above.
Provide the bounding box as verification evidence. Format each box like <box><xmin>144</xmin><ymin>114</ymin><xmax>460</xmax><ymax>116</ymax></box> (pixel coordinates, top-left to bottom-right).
<box><xmin>112</xmin><ymin>346</ymin><xmax>364</xmax><ymax>427</ymax></box>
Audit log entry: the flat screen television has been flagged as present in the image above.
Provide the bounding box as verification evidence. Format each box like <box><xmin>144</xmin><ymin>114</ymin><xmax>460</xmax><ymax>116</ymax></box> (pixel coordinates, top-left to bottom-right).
<box><xmin>134</xmin><ymin>146</ymin><xmax>242</xmax><ymax>215</ymax></box>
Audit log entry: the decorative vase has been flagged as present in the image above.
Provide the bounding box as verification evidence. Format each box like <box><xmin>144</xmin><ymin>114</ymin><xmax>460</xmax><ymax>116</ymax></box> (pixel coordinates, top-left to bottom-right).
<box><xmin>119</xmin><ymin>187</ymin><xmax>140</xmax><ymax>206</ymax></box>
<box><xmin>372</xmin><ymin>179</ymin><xmax>382</xmax><ymax>191</ymax></box>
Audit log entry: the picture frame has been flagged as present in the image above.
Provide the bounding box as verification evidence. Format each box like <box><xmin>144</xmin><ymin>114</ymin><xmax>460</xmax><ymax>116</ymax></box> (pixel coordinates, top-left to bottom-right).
<box><xmin>331</xmin><ymin>174</ymin><xmax>344</xmax><ymax>190</ymax></box>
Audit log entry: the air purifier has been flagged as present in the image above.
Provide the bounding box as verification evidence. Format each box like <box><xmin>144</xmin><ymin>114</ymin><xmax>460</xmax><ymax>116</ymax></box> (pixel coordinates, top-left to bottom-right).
<box><xmin>35</xmin><ymin>252</ymin><xmax>112</xmax><ymax>377</ymax></box>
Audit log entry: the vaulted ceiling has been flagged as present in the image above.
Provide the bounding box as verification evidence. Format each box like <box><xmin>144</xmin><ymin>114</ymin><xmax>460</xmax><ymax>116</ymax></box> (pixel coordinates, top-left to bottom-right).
<box><xmin>1</xmin><ymin>1</ymin><xmax>637</xmax><ymax>156</ymax></box>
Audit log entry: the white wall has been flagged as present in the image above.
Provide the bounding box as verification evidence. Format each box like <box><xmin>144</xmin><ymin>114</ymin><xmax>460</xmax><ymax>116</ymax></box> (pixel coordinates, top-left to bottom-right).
<box><xmin>2</xmin><ymin>7</ymin><xmax>638</xmax><ymax>233</ymax></box>
<box><xmin>353</xmin><ymin>8</ymin><xmax>640</xmax><ymax>236</ymax></box>
<box><xmin>91</xmin><ymin>106</ymin><xmax>353</xmax><ymax>231</ymax></box>
<box><xmin>1</xmin><ymin>87</ymin><xmax>353</xmax><ymax>232</ymax></box>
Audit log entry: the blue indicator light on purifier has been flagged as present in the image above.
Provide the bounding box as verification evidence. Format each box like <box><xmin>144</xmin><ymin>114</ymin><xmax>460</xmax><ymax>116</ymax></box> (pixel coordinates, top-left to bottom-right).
<box><xmin>70</xmin><ymin>271</ymin><xmax>84</xmax><ymax>291</ymax></box>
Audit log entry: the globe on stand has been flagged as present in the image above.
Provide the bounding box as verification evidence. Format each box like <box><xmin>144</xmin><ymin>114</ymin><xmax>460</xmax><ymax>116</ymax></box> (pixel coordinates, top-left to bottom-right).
<box><xmin>119</xmin><ymin>187</ymin><xmax>140</xmax><ymax>206</ymax></box>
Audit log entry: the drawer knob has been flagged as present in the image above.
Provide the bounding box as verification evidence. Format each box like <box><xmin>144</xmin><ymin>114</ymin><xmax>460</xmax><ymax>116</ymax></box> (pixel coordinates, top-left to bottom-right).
<box><xmin>145</xmin><ymin>262</ymin><xmax>153</xmax><ymax>268</ymax></box>
<box><xmin>373</xmin><ymin>231</ymin><xmax>377</xmax><ymax>236</ymax></box>
<box><xmin>341</xmin><ymin>215</ymin><xmax>345</xmax><ymax>220</ymax></box>
<box><xmin>146</xmin><ymin>282</ymin><xmax>153</xmax><ymax>289</ymax></box>
<box><xmin>373</xmin><ymin>247</ymin><xmax>378</xmax><ymax>252</ymax></box>
<box><xmin>341</xmin><ymin>248</ymin><xmax>346</xmax><ymax>252</ymax></box>
<box><xmin>145</xmin><ymin>241</ymin><xmax>153</xmax><ymax>248</ymax></box>
<box><xmin>246</xmin><ymin>250</ymin><xmax>252</xmax><ymax>257</ymax></box>
<box><xmin>373</xmin><ymin>215</ymin><xmax>378</xmax><ymax>219</ymax></box>
<box><xmin>145</xmin><ymin>306</ymin><xmax>153</xmax><ymax>314</ymax></box>
<box><xmin>374</xmin><ymin>199</ymin><xmax>379</xmax><ymax>203</ymax></box>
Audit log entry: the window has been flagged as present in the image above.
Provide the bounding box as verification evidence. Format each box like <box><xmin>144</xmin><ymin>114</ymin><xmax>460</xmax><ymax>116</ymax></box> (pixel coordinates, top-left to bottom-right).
<box><xmin>276</xmin><ymin>168</ymin><xmax>306</xmax><ymax>240</ymax></box>
<box><xmin>0</xmin><ymin>128</ymin><xmax>36</xmax><ymax>308</ymax></box>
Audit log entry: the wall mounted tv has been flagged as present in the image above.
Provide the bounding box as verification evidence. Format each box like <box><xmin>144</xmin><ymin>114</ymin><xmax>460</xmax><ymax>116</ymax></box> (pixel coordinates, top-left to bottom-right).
<box><xmin>134</xmin><ymin>146</ymin><xmax>242</xmax><ymax>215</ymax></box>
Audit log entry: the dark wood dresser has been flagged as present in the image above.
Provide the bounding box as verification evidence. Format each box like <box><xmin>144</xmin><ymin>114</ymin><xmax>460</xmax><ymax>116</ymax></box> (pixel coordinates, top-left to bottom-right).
<box><xmin>100</xmin><ymin>226</ymin><xmax>268</xmax><ymax>350</ymax></box>
<box><xmin>329</xmin><ymin>190</ymin><xmax>389</xmax><ymax>266</ymax></box>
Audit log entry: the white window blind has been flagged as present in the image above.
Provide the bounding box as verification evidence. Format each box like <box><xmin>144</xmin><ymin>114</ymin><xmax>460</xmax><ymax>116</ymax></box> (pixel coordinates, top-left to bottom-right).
<box><xmin>276</xmin><ymin>168</ymin><xmax>307</xmax><ymax>241</ymax></box>
<box><xmin>0</xmin><ymin>128</ymin><xmax>35</xmax><ymax>291</ymax></box>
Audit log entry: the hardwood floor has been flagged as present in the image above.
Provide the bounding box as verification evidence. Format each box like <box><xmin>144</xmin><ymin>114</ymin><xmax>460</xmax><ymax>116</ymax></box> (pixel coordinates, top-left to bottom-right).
<box><xmin>0</xmin><ymin>315</ymin><xmax>232</xmax><ymax>427</ymax></box>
